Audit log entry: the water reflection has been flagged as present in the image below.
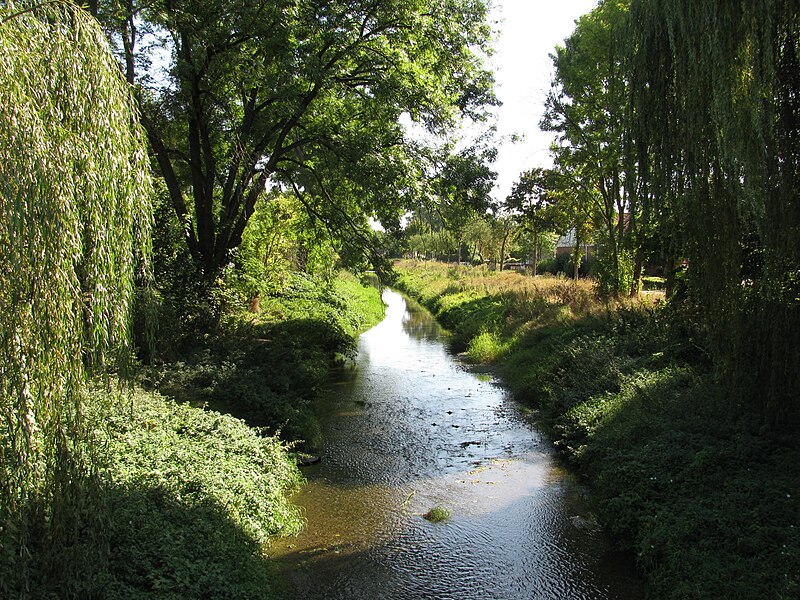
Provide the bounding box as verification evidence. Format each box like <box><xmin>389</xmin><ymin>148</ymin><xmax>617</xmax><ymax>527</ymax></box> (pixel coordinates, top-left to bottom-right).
<box><xmin>271</xmin><ymin>290</ymin><xmax>642</xmax><ymax>599</ymax></box>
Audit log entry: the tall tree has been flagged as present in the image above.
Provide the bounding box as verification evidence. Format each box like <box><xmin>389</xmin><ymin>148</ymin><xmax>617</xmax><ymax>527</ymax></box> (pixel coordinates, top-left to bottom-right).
<box><xmin>0</xmin><ymin>0</ymin><xmax>152</xmax><ymax>590</ymax></box>
<box><xmin>100</xmin><ymin>0</ymin><xmax>495</xmax><ymax>279</ymax></box>
<box><xmin>433</xmin><ymin>142</ymin><xmax>497</xmax><ymax>264</ymax></box>
<box><xmin>505</xmin><ymin>168</ymin><xmax>565</xmax><ymax>275</ymax></box>
<box><xmin>542</xmin><ymin>0</ymin><xmax>639</xmax><ymax>294</ymax></box>
<box><xmin>627</xmin><ymin>0</ymin><xmax>800</xmax><ymax>423</ymax></box>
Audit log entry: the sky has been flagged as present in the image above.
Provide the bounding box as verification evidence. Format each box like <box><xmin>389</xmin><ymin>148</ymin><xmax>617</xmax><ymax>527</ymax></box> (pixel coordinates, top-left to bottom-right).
<box><xmin>488</xmin><ymin>0</ymin><xmax>598</xmax><ymax>203</ymax></box>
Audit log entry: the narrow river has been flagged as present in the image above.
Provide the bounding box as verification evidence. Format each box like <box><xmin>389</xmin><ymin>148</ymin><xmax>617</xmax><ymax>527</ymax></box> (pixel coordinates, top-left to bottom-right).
<box><xmin>271</xmin><ymin>289</ymin><xmax>642</xmax><ymax>599</ymax></box>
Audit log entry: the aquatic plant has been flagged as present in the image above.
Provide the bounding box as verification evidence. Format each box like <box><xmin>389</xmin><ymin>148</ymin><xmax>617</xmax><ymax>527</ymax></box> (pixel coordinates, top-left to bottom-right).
<box><xmin>423</xmin><ymin>506</ymin><xmax>452</xmax><ymax>523</ymax></box>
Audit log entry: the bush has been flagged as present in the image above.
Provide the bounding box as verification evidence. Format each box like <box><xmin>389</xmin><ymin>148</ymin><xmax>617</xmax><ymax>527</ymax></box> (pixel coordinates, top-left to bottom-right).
<box><xmin>144</xmin><ymin>271</ymin><xmax>384</xmax><ymax>450</ymax></box>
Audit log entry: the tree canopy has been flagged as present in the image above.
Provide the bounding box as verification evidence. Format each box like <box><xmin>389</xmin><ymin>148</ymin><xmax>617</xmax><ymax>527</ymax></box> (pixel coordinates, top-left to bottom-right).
<box><xmin>98</xmin><ymin>0</ymin><xmax>496</xmax><ymax>279</ymax></box>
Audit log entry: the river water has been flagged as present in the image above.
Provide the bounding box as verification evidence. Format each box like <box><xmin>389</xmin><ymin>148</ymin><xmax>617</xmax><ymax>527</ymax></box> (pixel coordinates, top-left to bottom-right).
<box><xmin>271</xmin><ymin>289</ymin><xmax>642</xmax><ymax>599</ymax></box>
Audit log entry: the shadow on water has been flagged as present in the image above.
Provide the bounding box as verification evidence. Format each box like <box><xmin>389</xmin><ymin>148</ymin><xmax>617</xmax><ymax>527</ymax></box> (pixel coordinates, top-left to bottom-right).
<box><xmin>271</xmin><ymin>289</ymin><xmax>644</xmax><ymax>599</ymax></box>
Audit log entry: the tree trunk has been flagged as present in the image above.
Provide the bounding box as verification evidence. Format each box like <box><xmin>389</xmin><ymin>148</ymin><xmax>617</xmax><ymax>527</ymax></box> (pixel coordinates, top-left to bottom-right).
<box><xmin>499</xmin><ymin>229</ymin><xmax>511</xmax><ymax>271</ymax></box>
<box><xmin>631</xmin><ymin>250</ymin><xmax>644</xmax><ymax>296</ymax></box>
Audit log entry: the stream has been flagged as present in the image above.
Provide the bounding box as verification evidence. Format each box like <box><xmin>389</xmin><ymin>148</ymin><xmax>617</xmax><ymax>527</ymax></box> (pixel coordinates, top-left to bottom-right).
<box><xmin>271</xmin><ymin>289</ymin><xmax>643</xmax><ymax>599</ymax></box>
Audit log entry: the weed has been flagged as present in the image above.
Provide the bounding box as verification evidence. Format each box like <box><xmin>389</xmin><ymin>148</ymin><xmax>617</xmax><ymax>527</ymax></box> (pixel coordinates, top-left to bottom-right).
<box><xmin>423</xmin><ymin>506</ymin><xmax>452</xmax><ymax>522</ymax></box>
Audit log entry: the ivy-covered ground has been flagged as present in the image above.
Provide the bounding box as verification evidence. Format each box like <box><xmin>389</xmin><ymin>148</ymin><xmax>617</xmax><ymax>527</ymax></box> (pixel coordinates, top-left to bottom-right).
<box><xmin>395</xmin><ymin>260</ymin><xmax>799</xmax><ymax>600</ymax></box>
<box><xmin>9</xmin><ymin>271</ymin><xmax>384</xmax><ymax>599</ymax></box>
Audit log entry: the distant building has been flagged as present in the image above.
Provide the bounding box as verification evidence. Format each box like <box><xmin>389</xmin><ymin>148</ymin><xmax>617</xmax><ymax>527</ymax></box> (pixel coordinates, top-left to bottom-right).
<box><xmin>554</xmin><ymin>228</ymin><xmax>595</xmax><ymax>259</ymax></box>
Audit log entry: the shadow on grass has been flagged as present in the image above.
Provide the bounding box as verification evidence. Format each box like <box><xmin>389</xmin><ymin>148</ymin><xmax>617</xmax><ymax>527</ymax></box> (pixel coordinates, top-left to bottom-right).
<box><xmin>3</xmin><ymin>482</ymin><xmax>289</xmax><ymax>600</ymax></box>
<box><xmin>151</xmin><ymin>316</ymin><xmax>358</xmax><ymax>451</ymax></box>
<box><xmin>101</xmin><ymin>483</ymin><xmax>287</xmax><ymax>599</ymax></box>
<box><xmin>541</xmin><ymin>354</ymin><xmax>800</xmax><ymax>600</ymax></box>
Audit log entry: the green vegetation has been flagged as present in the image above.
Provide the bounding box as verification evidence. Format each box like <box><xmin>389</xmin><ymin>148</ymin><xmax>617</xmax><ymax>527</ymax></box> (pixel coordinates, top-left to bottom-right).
<box><xmin>95</xmin><ymin>0</ymin><xmax>496</xmax><ymax>281</ymax></box>
<box><xmin>0</xmin><ymin>2</ymin><xmax>153</xmax><ymax>593</ymax></box>
<box><xmin>148</xmin><ymin>271</ymin><xmax>385</xmax><ymax>450</ymax></box>
<box><xmin>396</xmin><ymin>261</ymin><xmax>800</xmax><ymax>600</ymax></box>
<box><xmin>4</xmin><ymin>0</ymin><xmax>799</xmax><ymax>596</ymax></box>
<box><xmin>423</xmin><ymin>506</ymin><xmax>452</xmax><ymax>523</ymax></box>
<box><xmin>0</xmin><ymin>3</ymin><xmax>388</xmax><ymax>593</ymax></box>
<box><xmin>59</xmin><ymin>387</ymin><xmax>303</xmax><ymax>599</ymax></box>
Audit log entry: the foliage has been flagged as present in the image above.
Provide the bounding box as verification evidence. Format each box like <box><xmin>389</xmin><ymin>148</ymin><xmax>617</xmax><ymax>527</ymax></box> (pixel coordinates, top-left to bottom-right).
<box><xmin>99</xmin><ymin>0</ymin><xmax>497</xmax><ymax>278</ymax></box>
<box><xmin>504</xmin><ymin>168</ymin><xmax>564</xmax><ymax>274</ymax></box>
<box><xmin>0</xmin><ymin>0</ymin><xmax>152</xmax><ymax>592</ymax></box>
<box><xmin>529</xmin><ymin>0</ymin><xmax>800</xmax><ymax>423</ymax></box>
<box><xmin>394</xmin><ymin>260</ymin><xmax>601</xmax><ymax>353</ymax></box>
<box><xmin>542</xmin><ymin>0</ymin><xmax>645</xmax><ymax>295</ymax></box>
<box><xmin>148</xmin><ymin>271</ymin><xmax>384</xmax><ymax>450</ymax></box>
<box><xmin>532</xmin><ymin>319</ymin><xmax>799</xmax><ymax>600</ymax></box>
<box><xmin>93</xmin><ymin>388</ymin><xmax>303</xmax><ymax>598</ymax></box>
<box><xmin>13</xmin><ymin>385</ymin><xmax>303</xmax><ymax>599</ymax></box>
<box><xmin>466</xmin><ymin>331</ymin><xmax>505</xmax><ymax>363</ymax></box>
<box><xmin>625</xmin><ymin>0</ymin><xmax>800</xmax><ymax>425</ymax></box>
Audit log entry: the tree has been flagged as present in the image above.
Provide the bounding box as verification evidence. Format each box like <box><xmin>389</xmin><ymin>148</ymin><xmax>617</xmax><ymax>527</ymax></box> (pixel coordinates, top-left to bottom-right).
<box><xmin>542</xmin><ymin>0</ymin><xmax>639</xmax><ymax>294</ymax></box>
<box><xmin>0</xmin><ymin>0</ymin><xmax>152</xmax><ymax>590</ymax></box>
<box><xmin>99</xmin><ymin>0</ymin><xmax>496</xmax><ymax>280</ymax></box>
<box><xmin>626</xmin><ymin>0</ymin><xmax>800</xmax><ymax>423</ymax></box>
<box><xmin>505</xmin><ymin>168</ymin><xmax>565</xmax><ymax>275</ymax></box>
<box><xmin>433</xmin><ymin>142</ymin><xmax>497</xmax><ymax>264</ymax></box>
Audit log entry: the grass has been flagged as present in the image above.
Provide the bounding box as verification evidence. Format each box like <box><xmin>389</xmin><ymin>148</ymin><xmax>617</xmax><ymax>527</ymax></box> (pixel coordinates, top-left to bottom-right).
<box><xmin>423</xmin><ymin>506</ymin><xmax>452</xmax><ymax>523</ymax></box>
<box><xmin>144</xmin><ymin>271</ymin><xmax>385</xmax><ymax>450</ymax></box>
<box><xmin>395</xmin><ymin>260</ymin><xmax>800</xmax><ymax>600</ymax></box>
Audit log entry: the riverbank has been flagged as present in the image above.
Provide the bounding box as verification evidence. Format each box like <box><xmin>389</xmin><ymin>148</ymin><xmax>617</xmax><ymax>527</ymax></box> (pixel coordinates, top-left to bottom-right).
<box><xmin>143</xmin><ymin>270</ymin><xmax>386</xmax><ymax>450</ymax></box>
<box><xmin>394</xmin><ymin>260</ymin><xmax>799</xmax><ymax>600</ymax></box>
<box><xmin>4</xmin><ymin>271</ymin><xmax>385</xmax><ymax>598</ymax></box>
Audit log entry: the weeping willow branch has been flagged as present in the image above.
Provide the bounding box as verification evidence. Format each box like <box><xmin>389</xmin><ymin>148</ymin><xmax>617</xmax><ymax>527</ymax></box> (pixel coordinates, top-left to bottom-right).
<box><xmin>627</xmin><ymin>0</ymin><xmax>800</xmax><ymax>423</ymax></box>
<box><xmin>0</xmin><ymin>0</ymin><xmax>152</xmax><ymax>588</ymax></box>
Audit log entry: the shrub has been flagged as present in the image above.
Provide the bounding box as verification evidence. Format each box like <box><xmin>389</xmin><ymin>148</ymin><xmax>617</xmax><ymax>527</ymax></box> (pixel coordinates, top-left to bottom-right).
<box><xmin>466</xmin><ymin>331</ymin><xmax>505</xmax><ymax>363</ymax></box>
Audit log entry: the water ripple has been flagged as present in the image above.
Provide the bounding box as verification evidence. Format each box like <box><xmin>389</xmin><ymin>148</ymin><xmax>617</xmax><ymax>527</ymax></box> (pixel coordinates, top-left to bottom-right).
<box><xmin>272</xmin><ymin>290</ymin><xmax>642</xmax><ymax>599</ymax></box>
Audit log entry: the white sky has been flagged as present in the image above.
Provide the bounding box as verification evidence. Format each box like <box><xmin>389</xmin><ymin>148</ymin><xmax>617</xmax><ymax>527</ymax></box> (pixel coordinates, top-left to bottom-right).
<box><xmin>488</xmin><ymin>0</ymin><xmax>598</xmax><ymax>202</ymax></box>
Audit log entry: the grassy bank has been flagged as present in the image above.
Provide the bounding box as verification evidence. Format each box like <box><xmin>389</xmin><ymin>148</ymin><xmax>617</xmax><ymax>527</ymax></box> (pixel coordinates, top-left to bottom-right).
<box><xmin>394</xmin><ymin>260</ymin><xmax>799</xmax><ymax>600</ymax></box>
<box><xmin>2</xmin><ymin>271</ymin><xmax>384</xmax><ymax>599</ymax></box>
<box><xmin>145</xmin><ymin>270</ymin><xmax>385</xmax><ymax>450</ymax></box>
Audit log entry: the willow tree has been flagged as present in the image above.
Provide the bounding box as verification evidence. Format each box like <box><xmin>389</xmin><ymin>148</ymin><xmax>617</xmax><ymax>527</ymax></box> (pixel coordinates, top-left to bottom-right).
<box><xmin>0</xmin><ymin>0</ymin><xmax>152</xmax><ymax>589</ymax></box>
<box><xmin>627</xmin><ymin>0</ymin><xmax>800</xmax><ymax>424</ymax></box>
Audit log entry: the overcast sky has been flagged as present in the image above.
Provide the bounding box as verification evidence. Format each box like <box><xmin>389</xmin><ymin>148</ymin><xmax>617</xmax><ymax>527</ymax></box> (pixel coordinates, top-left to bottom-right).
<box><xmin>488</xmin><ymin>0</ymin><xmax>597</xmax><ymax>202</ymax></box>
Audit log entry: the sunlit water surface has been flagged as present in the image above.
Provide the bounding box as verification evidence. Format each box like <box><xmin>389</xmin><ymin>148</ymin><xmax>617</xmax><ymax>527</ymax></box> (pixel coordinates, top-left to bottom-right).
<box><xmin>271</xmin><ymin>289</ymin><xmax>642</xmax><ymax>599</ymax></box>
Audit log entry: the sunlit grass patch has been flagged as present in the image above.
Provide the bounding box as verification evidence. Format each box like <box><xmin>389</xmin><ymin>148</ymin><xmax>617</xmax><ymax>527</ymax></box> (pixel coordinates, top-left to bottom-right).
<box><xmin>466</xmin><ymin>330</ymin><xmax>506</xmax><ymax>363</ymax></box>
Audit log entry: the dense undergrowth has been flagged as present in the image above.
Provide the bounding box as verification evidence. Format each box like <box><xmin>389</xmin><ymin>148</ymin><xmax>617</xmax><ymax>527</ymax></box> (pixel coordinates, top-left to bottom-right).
<box><xmin>3</xmin><ymin>386</ymin><xmax>304</xmax><ymax>600</ymax></box>
<box><xmin>144</xmin><ymin>271</ymin><xmax>385</xmax><ymax>450</ymax></box>
<box><xmin>1</xmin><ymin>271</ymin><xmax>384</xmax><ymax>599</ymax></box>
<box><xmin>395</xmin><ymin>260</ymin><xmax>799</xmax><ymax>600</ymax></box>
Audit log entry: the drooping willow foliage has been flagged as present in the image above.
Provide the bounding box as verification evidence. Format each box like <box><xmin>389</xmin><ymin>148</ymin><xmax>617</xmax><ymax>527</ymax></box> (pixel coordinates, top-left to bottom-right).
<box><xmin>626</xmin><ymin>0</ymin><xmax>800</xmax><ymax>423</ymax></box>
<box><xmin>0</xmin><ymin>0</ymin><xmax>152</xmax><ymax>586</ymax></box>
